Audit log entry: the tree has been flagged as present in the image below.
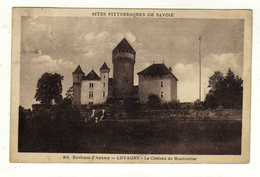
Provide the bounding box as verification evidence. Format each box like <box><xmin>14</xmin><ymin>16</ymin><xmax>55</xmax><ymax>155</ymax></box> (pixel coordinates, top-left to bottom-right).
<box><xmin>147</xmin><ymin>94</ymin><xmax>161</xmax><ymax>109</ymax></box>
<box><xmin>221</xmin><ymin>69</ymin><xmax>243</xmax><ymax>109</ymax></box>
<box><xmin>64</xmin><ymin>86</ymin><xmax>73</xmax><ymax>103</ymax></box>
<box><xmin>204</xmin><ymin>68</ymin><xmax>243</xmax><ymax>109</ymax></box>
<box><xmin>208</xmin><ymin>71</ymin><xmax>224</xmax><ymax>92</ymax></box>
<box><xmin>35</xmin><ymin>73</ymin><xmax>64</xmax><ymax>105</ymax></box>
<box><xmin>204</xmin><ymin>71</ymin><xmax>224</xmax><ymax>108</ymax></box>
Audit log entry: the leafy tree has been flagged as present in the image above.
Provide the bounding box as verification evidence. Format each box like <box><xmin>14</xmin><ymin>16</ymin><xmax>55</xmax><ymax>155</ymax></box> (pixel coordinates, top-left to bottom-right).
<box><xmin>147</xmin><ymin>94</ymin><xmax>161</xmax><ymax>109</ymax></box>
<box><xmin>208</xmin><ymin>71</ymin><xmax>224</xmax><ymax>92</ymax></box>
<box><xmin>204</xmin><ymin>68</ymin><xmax>243</xmax><ymax>109</ymax></box>
<box><xmin>64</xmin><ymin>86</ymin><xmax>73</xmax><ymax>104</ymax></box>
<box><xmin>35</xmin><ymin>73</ymin><xmax>64</xmax><ymax>105</ymax></box>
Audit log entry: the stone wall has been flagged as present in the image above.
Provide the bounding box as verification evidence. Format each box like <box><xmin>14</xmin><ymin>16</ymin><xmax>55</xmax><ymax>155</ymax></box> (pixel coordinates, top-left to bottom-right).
<box><xmin>139</xmin><ymin>74</ymin><xmax>177</xmax><ymax>103</ymax></box>
<box><xmin>139</xmin><ymin>109</ymin><xmax>242</xmax><ymax>120</ymax></box>
<box><xmin>77</xmin><ymin>104</ymin><xmax>242</xmax><ymax>121</ymax></box>
<box><xmin>113</xmin><ymin>61</ymin><xmax>134</xmax><ymax>98</ymax></box>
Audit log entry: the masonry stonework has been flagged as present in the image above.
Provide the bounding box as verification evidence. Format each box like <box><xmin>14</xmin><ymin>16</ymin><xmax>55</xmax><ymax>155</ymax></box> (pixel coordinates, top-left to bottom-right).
<box><xmin>112</xmin><ymin>38</ymin><xmax>135</xmax><ymax>98</ymax></box>
<box><xmin>72</xmin><ymin>65</ymin><xmax>85</xmax><ymax>105</ymax></box>
<box><xmin>138</xmin><ymin>63</ymin><xmax>178</xmax><ymax>103</ymax></box>
<box><xmin>72</xmin><ymin>38</ymin><xmax>178</xmax><ymax>106</ymax></box>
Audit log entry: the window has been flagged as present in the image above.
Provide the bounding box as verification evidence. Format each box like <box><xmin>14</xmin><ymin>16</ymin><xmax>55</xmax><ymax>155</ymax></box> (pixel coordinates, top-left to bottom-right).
<box><xmin>89</xmin><ymin>92</ymin><xmax>93</xmax><ymax>98</ymax></box>
<box><xmin>103</xmin><ymin>91</ymin><xmax>105</xmax><ymax>97</ymax></box>
<box><xmin>161</xmin><ymin>91</ymin><xmax>164</xmax><ymax>98</ymax></box>
<box><xmin>89</xmin><ymin>83</ymin><xmax>94</xmax><ymax>88</ymax></box>
<box><xmin>104</xmin><ymin>75</ymin><xmax>105</xmax><ymax>78</ymax></box>
<box><xmin>161</xmin><ymin>81</ymin><xmax>163</xmax><ymax>88</ymax></box>
<box><xmin>103</xmin><ymin>83</ymin><xmax>105</xmax><ymax>87</ymax></box>
<box><xmin>89</xmin><ymin>102</ymin><xmax>93</xmax><ymax>105</ymax></box>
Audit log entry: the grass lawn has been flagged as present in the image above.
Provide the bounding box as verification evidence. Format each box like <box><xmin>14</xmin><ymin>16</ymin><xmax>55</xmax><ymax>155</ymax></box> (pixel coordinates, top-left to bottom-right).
<box><xmin>19</xmin><ymin>119</ymin><xmax>241</xmax><ymax>155</ymax></box>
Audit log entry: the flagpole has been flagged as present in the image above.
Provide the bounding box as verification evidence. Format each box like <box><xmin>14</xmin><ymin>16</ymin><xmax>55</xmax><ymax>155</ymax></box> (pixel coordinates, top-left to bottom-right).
<box><xmin>199</xmin><ymin>35</ymin><xmax>202</xmax><ymax>102</ymax></box>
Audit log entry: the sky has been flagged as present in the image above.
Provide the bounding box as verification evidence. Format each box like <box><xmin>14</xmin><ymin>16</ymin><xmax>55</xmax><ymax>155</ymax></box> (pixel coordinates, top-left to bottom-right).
<box><xmin>20</xmin><ymin>16</ymin><xmax>244</xmax><ymax>108</ymax></box>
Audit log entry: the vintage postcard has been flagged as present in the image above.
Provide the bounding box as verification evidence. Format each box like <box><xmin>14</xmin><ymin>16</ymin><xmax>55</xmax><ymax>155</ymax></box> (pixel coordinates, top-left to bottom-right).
<box><xmin>10</xmin><ymin>8</ymin><xmax>252</xmax><ymax>163</ymax></box>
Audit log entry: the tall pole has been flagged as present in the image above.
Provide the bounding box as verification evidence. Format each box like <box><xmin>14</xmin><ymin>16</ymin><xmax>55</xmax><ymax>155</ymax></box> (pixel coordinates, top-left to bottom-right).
<box><xmin>204</xmin><ymin>87</ymin><xmax>205</xmax><ymax>101</ymax></box>
<box><xmin>199</xmin><ymin>35</ymin><xmax>202</xmax><ymax>102</ymax></box>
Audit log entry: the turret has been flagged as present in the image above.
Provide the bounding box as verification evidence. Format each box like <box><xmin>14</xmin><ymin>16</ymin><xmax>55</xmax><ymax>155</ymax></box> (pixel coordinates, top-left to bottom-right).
<box><xmin>72</xmin><ymin>65</ymin><xmax>85</xmax><ymax>105</ymax></box>
<box><xmin>100</xmin><ymin>62</ymin><xmax>110</xmax><ymax>101</ymax></box>
<box><xmin>112</xmin><ymin>38</ymin><xmax>136</xmax><ymax>98</ymax></box>
<box><xmin>100</xmin><ymin>62</ymin><xmax>110</xmax><ymax>74</ymax></box>
<box><xmin>73</xmin><ymin>65</ymin><xmax>85</xmax><ymax>83</ymax></box>
<box><xmin>112</xmin><ymin>38</ymin><xmax>136</xmax><ymax>64</ymax></box>
<box><xmin>100</xmin><ymin>62</ymin><xmax>110</xmax><ymax>82</ymax></box>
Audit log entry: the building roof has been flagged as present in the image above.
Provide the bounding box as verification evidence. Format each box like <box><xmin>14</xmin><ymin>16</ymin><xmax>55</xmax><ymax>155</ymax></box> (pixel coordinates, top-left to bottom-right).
<box><xmin>73</xmin><ymin>65</ymin><xmax>85</xmax><ymax>74</ymax></box>
<box><xmin>113</xmin><ymin>38</ymin><xmax>135</xmax><ymax>53</ymax></box>
<box><xmin>82</xmin><ymin>70</ymin><xmax>101</xmax><ymax>80</ymax></box>
<box><xmin>137</xmin><ymin>63</ymin><xmax>178</xmax><ymax>80</ymax></box>
<box><xmin>100</xmin><ymin>62</ymin><xmax>110</xmax><ymax>71</ymax></box>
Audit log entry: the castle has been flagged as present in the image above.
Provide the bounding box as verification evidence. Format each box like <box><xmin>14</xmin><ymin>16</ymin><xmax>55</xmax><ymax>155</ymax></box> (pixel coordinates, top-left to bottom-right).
<box><xmin>72</xmin><ymin>38</ymin><xmax>178</xmax><ymax>105</ymax></box>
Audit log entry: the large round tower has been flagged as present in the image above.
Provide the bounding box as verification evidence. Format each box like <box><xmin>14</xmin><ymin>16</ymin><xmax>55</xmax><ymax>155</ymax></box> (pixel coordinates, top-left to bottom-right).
<box><xmin>112</xmin><ymin>38</ymin><xmax>136</xmax><ymax>98</ymax></box>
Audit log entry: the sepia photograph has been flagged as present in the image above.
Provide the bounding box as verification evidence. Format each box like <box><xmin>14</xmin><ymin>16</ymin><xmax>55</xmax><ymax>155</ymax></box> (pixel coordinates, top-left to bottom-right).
<box><xmin>10</xmin><ymin>8</ymin><xmax>252</xmax><ymax>163</ymax></box>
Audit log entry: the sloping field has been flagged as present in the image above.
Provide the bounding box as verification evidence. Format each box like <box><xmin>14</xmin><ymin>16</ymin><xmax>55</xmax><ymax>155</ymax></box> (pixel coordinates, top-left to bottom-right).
<box><xmin>19</xmin><ymin>119</ymin><xmax>241</xmax><ymax>155</ymax></box>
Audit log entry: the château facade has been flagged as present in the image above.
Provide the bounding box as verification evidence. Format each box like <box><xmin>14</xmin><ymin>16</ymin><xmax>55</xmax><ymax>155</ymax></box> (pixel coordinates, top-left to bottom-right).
<box><xmin>72</xmin><ymin>63</ymin><xmax>110</xmax><ymax>105</ymax></box>
<box><xmin>138</xmin><ymin>64</ymin><xmax>178</xmax><ymax>103</ymax></box>
<box><xmin>72</xmin><ymin>38</ymin><xmax>178</xmax><ymax>105</ymax></box>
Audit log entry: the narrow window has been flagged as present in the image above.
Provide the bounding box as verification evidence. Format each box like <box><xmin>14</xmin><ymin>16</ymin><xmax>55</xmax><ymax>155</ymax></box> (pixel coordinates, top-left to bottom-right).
<box><xmin>161</xmin><ymin>91</ymin><xmax>163</xmax><ymax>98</ymax></box>
<box><xmin>89</xmin><ymin>92</ymin><xmax>93</xmax><ymax>98</ymax></box>
<box><xmin>89</xmin><ymin>83</ymin><xmax>94</xmax><ymax>88</ymax></box>
<box><xmin>103</xmin><ymin>91</ymin><xmax>105</xmax><ymax>97</ymax></box>
<box><xmin>89</xmin><ymin>102</ymin><xmax>93</xmax><ymax>105</ymax></box>
<box><xmin>104</xmin><ymin>75</ymin><xmax>105</xmax><ymax>78</ymax></box>
<box><xmin>161</xmin><ymin>81</ymin><xmax>163</xmax><ymax>88</ymax></box>
<box><xmin>103</xmin><ymin>83</ymin><xmax>105</xmax><ymax>87</ymax></box>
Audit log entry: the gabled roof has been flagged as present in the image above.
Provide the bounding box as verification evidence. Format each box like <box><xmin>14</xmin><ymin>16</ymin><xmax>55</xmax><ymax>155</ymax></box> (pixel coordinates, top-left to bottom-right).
<box><xmin>100</xmin><ymin>62</ymin><xmax>110</xmax><ymax>71</ymax></box>
<box><xmin>82</xmin><ymin>70</ymin><xmax>100</xmax><ymax>80</ymax></box>
<box><xmin>137</xmin><ymin>63</ymin><xmax>178</xmax><ymax>80</ymax></box>
<box><xmin>73</xmin><ymin>65</ymin><xmax>85</xmax><ymax>74</ymax></box>
<box><xmin>113</xmin><ymin>38</ymin><xmax>135</xmax><ymax>53</ymax></box>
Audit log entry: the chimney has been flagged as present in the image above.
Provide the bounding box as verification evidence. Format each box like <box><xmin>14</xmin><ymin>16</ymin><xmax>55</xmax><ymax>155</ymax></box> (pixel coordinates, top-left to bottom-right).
<box><xmin>169</xmin><ymin>67</ymin><xmax>172</xmax><ymax>72</ymax></box>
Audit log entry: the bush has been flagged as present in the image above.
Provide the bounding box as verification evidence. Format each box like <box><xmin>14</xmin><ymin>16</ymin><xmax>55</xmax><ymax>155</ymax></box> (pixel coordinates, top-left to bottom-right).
<box><xmin>123</xmin><ymin>97</ymin><xmax>141</xmax><ymax>119</ymax></box>
<box><xmin>147</xmin><ymin>94</ymin><xmax>161</xmax><ymax>109</ymax></box>
<box><xmin>166</xmin><ymin>101</ymin><xmax>180</xmax><ymax>109</ymax></box>
<box><xmin>105</xmin><ymin>97</ymin><xmax>118</xmax><ymax>104</ymax></box>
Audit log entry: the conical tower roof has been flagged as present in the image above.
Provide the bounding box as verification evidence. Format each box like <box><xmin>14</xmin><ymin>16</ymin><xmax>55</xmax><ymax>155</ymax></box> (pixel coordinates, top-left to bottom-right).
<box><xmin>73</xmin><ymin>65</ymin><xmax>85</xmax><ymax>74</ymax></box>
<box><xmin>113</xmin><ymin>38</ymin><xmax>135</xmax><ymax>53</ymax></box>
<box><xmin>100</xmin><ymin>62</ymin><xmax>110</xmax><ymax>71</ymax></box>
